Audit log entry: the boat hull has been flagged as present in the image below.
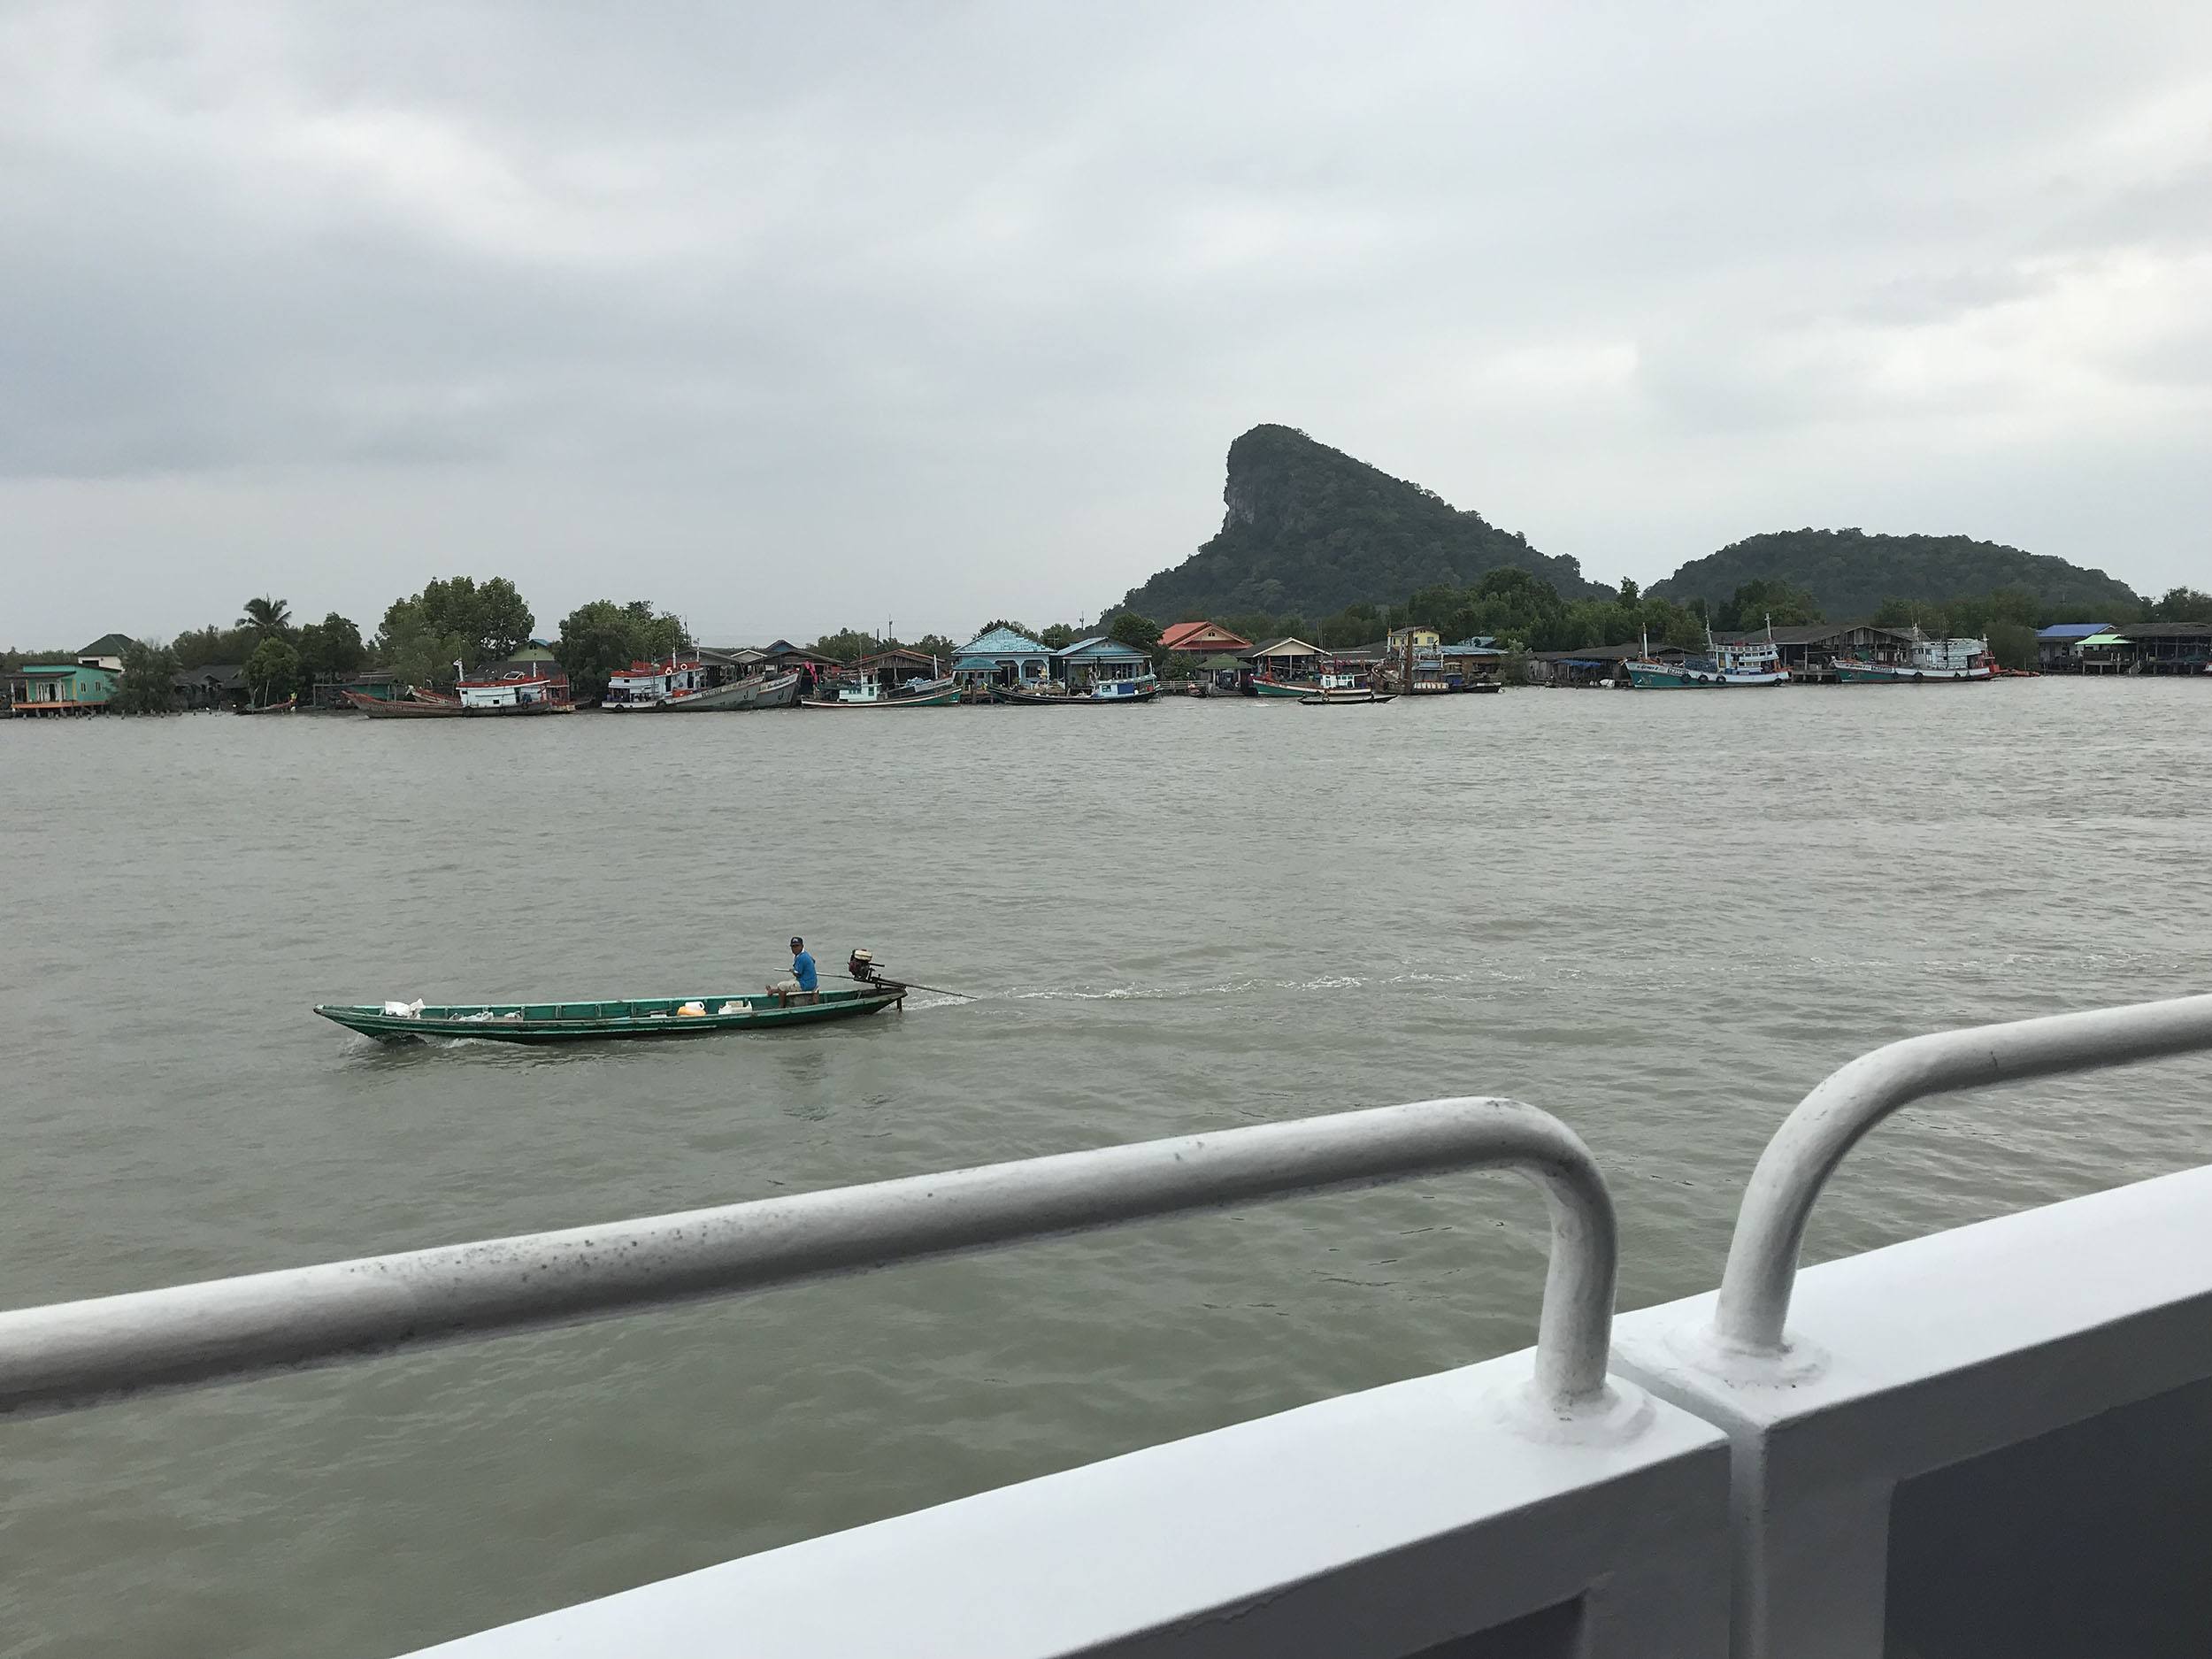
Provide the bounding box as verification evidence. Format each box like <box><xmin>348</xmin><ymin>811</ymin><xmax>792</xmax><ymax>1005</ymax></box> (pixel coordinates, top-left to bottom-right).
<box><xmin>1833</xmin><ymin>662</ymin><xmax>1993</xmax><ymax>683</ymax></box>
<box><xmin>358</xmin><ymin>699</ymin><xmax>573</xmax><ymax>718</ymax></box>
<box><xmin>1087</xmin><ymin>679</ymin><xmax>1160</xmax><ymax>703</ymax></box>
<box><xmin>660</xmin><ymin>672</ymin><xmax>802</xmax><ymax>711</ymax></box>
<box><xmin>801</xmin><ymin>683</ymin><xmax>961</xmax><ymax>708</ymax></box>
<box><xmin>314</xmin><ymin>987</ymin><xmax>906</xmax><ymax>1042</ymax></box>
<box><xmin>1299</xmin><ymin>690</ymin><xmax>1396</xmax><ymax>704</ymax></box>
<box><xmin>990</xmin><ymin>683</ymin><xmax>1081</xmax><ymax>705</ymax></box>
<box><xmin>1624</xmin><ymin>663</ymin><xmax>1789</xmax><ymax>688</ymax></box>
<box><xmin>1249</xmin><ymin>677</ymin><xmax>1310</xmax><ymax>698</ymax></box>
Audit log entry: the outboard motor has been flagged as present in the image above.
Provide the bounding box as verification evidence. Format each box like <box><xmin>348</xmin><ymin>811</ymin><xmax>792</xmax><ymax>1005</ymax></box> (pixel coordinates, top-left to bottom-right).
<box><xmin>848</xmin><ymin>949</ymin><xmax>879</xmax><ymax>986</ymax></box>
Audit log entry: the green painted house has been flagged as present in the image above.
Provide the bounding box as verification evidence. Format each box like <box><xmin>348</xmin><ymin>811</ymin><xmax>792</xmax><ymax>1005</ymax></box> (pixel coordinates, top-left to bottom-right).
<box><xmin>8</xmin><ymin>662</ymin><xmax>118</xmax><ymax>716</ymax></box>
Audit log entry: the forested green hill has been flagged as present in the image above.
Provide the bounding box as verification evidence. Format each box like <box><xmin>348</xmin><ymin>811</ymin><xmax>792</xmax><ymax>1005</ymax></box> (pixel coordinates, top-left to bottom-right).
<box><xmin>1650</xmin><ymin>528</ymin><xmax>2141</xmax><ymax>618</ymax></box>
<box><xmin>1110</xmin><ymin>425</ymin><xmax>1605</xmax><ymax>622</ymax></box>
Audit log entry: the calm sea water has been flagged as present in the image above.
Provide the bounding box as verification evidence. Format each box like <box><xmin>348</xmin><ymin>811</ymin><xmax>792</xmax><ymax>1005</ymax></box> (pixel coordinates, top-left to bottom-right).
<box><xmin>4</xmin><ymin>680</ymin><xmax>2208</xmax><ymax>1656</ymax></box>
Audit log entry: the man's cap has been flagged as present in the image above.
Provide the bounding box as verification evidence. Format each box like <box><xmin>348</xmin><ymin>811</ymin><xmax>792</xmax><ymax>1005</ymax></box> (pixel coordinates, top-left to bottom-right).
<box><xmin>790</xmin><ymin>936</ymin><xmax>804</xmax><ymax>948</ymax></box>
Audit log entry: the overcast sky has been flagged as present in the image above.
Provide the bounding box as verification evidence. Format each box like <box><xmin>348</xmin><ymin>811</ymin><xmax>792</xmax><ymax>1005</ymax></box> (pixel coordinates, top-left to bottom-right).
<box><xmin>5</xmin><ymin>2</ymin><xmax>2208</xmax><ymax>648</ymax></box>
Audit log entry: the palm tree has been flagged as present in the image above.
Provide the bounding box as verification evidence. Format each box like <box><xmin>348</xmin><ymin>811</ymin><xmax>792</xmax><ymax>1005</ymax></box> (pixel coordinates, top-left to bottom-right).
<box><xmin>238</xmin><ymin>595</ymin><xmax>292</xmax><ymax>639</ymax></box>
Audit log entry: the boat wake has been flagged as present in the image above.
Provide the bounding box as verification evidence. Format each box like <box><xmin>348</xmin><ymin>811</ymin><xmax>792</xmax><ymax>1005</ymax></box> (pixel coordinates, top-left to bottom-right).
<box><xmin>1000</xmin><ymin>965</ymin><xmax>1532</xmax><ymax>1004</ymax></box>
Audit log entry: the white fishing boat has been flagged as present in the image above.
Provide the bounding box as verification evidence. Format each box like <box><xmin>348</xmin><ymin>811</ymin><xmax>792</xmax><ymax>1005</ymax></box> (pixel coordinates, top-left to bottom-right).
<box><xmin>1299</xmin><ymin>672</ymin><xmax>1394</xmax><ymax>705</ymax></box>
<box><xmin>1087</xmin><ymin>672</ymin><xmax>1159</xmax><ymax>703</ymax></box>
<box><xmin>1833</xmin><ymin>633</ymin><xmax>1993</xmax><ymax>683</ymax></box>
<box><xmin>351</xmin><ymin>663</ymin><xmax>573</xmax><ymax>718</ymax></box>
<box><xmin>1624</xmin><ymin>625</ymin><xmax>1790</xmax><ymax>688</ymax></box>
<box><xmin>457</xmin><ymin>670</ymin><xmax>570</xmax><ymax>710</ymax></box>
<box><xmin>801</xmin><ymin>674</ymin><xmax>960</xmax><ymax>709</ymax></box>
<box><xmin>603</xmin><ymin>657</ymin><xmax>707</xmax><ymax>710</ymax></box>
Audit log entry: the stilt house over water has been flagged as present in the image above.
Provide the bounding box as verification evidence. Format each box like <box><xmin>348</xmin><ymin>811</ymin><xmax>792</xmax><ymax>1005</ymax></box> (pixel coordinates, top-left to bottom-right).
<box><xmin>2035</xmin><ymin>623</ymin><xmax>2115</xmax><ymax>671</ymax></box>
<box><xmin>1051</xmin><ymin>635</ymin><xmax>1155</xmax><ymax>687</ymax></box>
<box><xmin>1241</xmin><ymin>636</ymin><xmax>1325</xmax><ymax>682</ymax></box>
<box><xmin>952</xmin><ymin>626</ymin><xmax>1052</xmax><ymax>690</ymax></box>
<box><xmin>2052</xmin><ymin>622</ymin><xmax>2212</xmax><ymax>675</ymax></box>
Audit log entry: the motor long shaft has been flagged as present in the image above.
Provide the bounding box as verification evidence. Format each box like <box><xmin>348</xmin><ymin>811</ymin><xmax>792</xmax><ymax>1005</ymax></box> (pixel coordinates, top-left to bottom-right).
<box><xmin>848</xmin><ymin>974</ymin><xmax>974</xmax><ymax>1001</ymax></box>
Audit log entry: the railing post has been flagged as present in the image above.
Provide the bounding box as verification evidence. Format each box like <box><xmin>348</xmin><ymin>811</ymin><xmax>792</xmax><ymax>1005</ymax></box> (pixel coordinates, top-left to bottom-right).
<box><xmin>1712</xmin><ymin>993</ymin><xmax>2212</xmax><ymax>1356</ymax></box>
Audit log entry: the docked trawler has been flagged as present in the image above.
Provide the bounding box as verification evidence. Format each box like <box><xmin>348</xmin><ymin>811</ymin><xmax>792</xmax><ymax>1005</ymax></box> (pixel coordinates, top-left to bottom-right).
<box><xmin>602</xmin><ymin>657</ymin><xmax>706</xmax><ymax>710</ymax></box>
<box><xmin>1624</xmin><ymin>627</ymin><xmax>1789</xmax><ymax>688</ymax></box>
<box><xmin>349</xmin><ymin>664</ymin><xmax>572</xmax><ymax>717</ymax></box>
<box><xmin>1833</xmin><ymin>632</ymin><xmax>1993</xmax><ymax>682</ymax></box>
<box><xmin>458</xmin><ymin>669</ymin><xmax>571</xmax><ymax>710</ymax></box>
<box><xmin>1301</xmin><ymin>671</ymin><xmax>1394</xmax><ymax>704</ymax></box>
<box><xmin>802</xmin><ymin>672</ymin><xmax>960</xmax><ymax>708</ymax></box>
<box><xmin>660</xmin><ymin>670</ymin><xmax>802</xmax><ymax>711</ymax></box>
<box><xmin>1383</xmin><ymin>625</ymin><xmax>1453</xmax><ymax>694</ymax></box>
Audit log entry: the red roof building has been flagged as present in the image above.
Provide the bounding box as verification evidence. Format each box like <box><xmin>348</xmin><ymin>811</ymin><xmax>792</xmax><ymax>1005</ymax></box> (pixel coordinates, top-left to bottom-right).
<box><xmin>1159</xmin><ymin>620</ymin><xmax>1253</xmax><ymax>656</ymax></box>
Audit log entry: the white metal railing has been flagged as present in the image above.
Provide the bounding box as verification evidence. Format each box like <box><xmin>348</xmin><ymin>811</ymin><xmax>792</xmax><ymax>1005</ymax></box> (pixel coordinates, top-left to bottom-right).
<box><xmin>0</xmin><ymin>1095</ymin><xmax>1618</xmax><ymax>1418</ymax></box>
<box><xmin>1712</xmin><ymin>992</ymin><xmax>2212</xmax><ymax>1356</ymax></box>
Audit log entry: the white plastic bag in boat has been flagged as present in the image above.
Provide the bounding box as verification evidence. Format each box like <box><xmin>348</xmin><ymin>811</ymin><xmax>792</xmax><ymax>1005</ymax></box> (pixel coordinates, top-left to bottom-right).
<box><xmin>716</xmin><ymin>1001</ymin><xmax>745</xmax><ymax>1015</ymax></box>
<box><xmin>382</xmin><ymin>1000</ymin><xmax>424</xmax><ymax>1018</ymax></box>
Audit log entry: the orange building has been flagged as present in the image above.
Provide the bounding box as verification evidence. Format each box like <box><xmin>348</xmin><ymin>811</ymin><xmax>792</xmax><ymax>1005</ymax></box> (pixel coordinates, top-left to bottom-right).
<box><xmin>1158</xmin><ymin>620</ymin><xmax>1253</xmax><ymax>656</ymax></box>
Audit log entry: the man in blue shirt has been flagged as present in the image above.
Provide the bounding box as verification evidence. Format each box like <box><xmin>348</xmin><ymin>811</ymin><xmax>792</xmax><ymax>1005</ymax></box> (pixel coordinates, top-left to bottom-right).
<box><xmin>770</xmin><ymin>936</ymin><xmax>818</xmax><ymax>1001</ymax></box>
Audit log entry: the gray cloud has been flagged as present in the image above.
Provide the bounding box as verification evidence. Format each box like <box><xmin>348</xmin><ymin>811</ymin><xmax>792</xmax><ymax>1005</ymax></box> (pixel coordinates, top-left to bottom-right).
<box><xmin>4</xmin><ymin>0</ymin><xmax>2210</xmax><ymax>646</ymax></box>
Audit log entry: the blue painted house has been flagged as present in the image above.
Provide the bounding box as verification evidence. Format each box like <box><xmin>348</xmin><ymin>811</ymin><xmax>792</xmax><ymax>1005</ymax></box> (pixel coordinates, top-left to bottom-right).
<box><xmin>953</xmin><ymin>626</ymin><xmax>1052</xmax><ymax>688</ymax></box>
<box><xmin>1051</xmin><ymin>635</ymin><xmax>1154</xmax><ymax>686</ymax></box>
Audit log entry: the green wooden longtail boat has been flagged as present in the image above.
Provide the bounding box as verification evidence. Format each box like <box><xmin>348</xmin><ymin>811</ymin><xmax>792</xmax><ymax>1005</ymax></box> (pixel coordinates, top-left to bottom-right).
<box><xmin>314</xmin><ymin>985</ymin><xmax>905</xmax><ymax>1043</ymax></box>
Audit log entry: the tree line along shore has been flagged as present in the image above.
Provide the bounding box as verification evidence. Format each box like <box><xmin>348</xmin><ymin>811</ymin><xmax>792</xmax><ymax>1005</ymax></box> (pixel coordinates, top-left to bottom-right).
<box><xmin>7</xmin><ymin>567</ymin><xmax>2210</xmax><ymax>717</ymax></box>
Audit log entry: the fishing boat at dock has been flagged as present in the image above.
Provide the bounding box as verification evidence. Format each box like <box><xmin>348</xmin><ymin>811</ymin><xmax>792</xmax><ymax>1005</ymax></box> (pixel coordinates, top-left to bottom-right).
<box><xmin>994</xmin><ymin>672</ymin><xmax>1161</xmax><ymax>703</ymax></box>
<box><xmin>1624</xmin><ymin>626</ymin><xmax>1789</xmax><ymax>688</ymax></box>
<box><xmin>658</xmin><ymin>670</ymin><xmax>802</xmax><ymax>711</ymax></box>
<box><xmin>1832</xmin><ymin>634</ymin><xmax>1993</xmax><ymax>683</ymax></box>
<box><xmin>990</xmin><ymin>680</ymin><xmax>1083</xmax><ymax>705</ymax></box>
<box><xmin>1087</xmin><ymin>672</ymin><xmax>1159</xmax><ymax>703</ymax></box>
<box><xmin>316</xmin><ymin>983</ymin><xmax>905</xmax><ymax>1043</ymax></box>
<box><xmin>351</xmin><ymin>695</ymin><xmax>571</xmax><ymax>719</ymax></box>
<box><xmin>348</xmin><ymin>666</ymin><xmax>573</xmax><ymax>718</ymax></box>
<box><xmin>1300</xmin><ymin>672</ymin><xmax>1394</xmax><ymax>705</ymax></box>
<box><xmin>603</xmin><ymin>657</ymin><xmax>706</xmax><ymax>711</ymax></box>
<box><xmin>1249</xmin><ymin>674</ymin><xmax>1312</xmax><ymax>698</ymax></box>
<box><xmin>802</xmin><ymin>673</ymin><xmax>960</xmax><ymax>708</ymax></box>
